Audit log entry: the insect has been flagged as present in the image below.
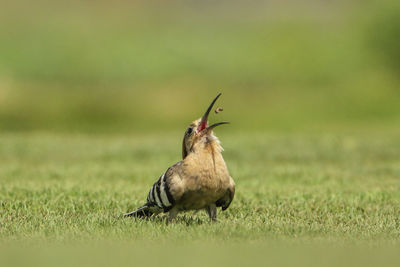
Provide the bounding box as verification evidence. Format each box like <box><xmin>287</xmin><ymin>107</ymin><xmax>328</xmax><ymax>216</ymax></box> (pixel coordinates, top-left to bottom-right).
<box><xmin>215</xmin><ymin>107</ymin><xmax>223</xmax><ymax>114</ymax></box>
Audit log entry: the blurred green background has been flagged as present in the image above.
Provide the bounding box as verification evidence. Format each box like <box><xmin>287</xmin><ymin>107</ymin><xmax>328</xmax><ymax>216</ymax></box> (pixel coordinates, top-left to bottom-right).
<box><xmin>2</xmin><ymin>1</ymin><xmax>400</xmax><ymax>257</ymax></box>
<box><xmin>1</xmin><ymin>0</ymin><xmax>399</xmax><ymax>133</ymax></box>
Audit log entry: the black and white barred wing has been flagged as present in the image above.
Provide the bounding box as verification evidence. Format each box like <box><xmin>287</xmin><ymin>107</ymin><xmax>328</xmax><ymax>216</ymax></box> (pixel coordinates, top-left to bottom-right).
<box><xmin>146</xmin><ymin>169</ymin><xmax>176</xmax><ymax>213</ymax></box>
<box><xmin>124</xmin><ymin>163</ymin><xmax>183</xmax><ymax>218</ymax></box>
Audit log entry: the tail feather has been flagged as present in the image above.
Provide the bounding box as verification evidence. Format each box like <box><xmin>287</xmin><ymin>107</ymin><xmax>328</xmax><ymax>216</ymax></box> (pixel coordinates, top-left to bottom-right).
<box><xmin>124</xmin><ymin>205</ymin><xmax>153</xmax><ymax>218</ymax></box>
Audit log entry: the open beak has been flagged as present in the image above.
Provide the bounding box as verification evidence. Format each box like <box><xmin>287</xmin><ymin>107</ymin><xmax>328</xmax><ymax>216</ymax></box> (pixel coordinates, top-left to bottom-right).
<box><xmin>197</xmin><ymin>93</ymin><xmax>229</xmax><ymax>133</ymax></box>
<box><xmin>205</xmin><ymin>122</ymin><xmax>230</xmax><ymax>133</ymax></box>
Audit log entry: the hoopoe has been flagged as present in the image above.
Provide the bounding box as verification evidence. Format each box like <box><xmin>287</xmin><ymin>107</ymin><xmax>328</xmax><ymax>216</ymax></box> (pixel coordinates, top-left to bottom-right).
<box><xmin>124</xmin><ymin>93</ymin><xmax>235</xmax><ymax>222</ymax></box>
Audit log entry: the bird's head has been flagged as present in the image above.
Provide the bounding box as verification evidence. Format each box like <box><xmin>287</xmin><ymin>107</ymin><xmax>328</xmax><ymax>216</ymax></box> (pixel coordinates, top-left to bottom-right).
<box><xmin>182</xmin><ymin>93</ymin><xmax>229</xmax><ymax>159</ymax></box>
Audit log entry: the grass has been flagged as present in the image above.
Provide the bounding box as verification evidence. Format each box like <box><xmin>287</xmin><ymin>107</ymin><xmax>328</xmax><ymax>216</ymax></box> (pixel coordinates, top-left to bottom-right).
<box><xmin>1</xmin><ymin>0</ymin><xmax>400</xmax><ymax>264</ymax></box>
<box><xmin>1</xmin><ymin>131</ymin><xmax>399</xmax><ymax>244</ymax></box>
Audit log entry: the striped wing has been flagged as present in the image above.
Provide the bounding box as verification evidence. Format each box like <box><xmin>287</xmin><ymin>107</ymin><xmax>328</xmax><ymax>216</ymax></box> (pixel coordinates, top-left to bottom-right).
<box><xmin>146</xmin><ymin>169</ymin><xmax>175</xmax><ymax>212</ymax></box>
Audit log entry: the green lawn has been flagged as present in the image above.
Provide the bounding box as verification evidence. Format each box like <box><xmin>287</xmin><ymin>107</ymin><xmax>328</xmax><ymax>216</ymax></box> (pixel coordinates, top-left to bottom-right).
<box><xmin>1</xmin><ymin>0</ymin><xmax>400</xmax><ymax>264</ymax></box>
<box><xmin>1</xmin><ymin>131</ymin><xmax>399</xmax><ymax>244</ymax></box>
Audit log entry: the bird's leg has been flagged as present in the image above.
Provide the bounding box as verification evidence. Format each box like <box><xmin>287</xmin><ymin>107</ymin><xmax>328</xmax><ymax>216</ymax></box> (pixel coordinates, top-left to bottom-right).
<box><xmin>206</xmin><ymin>204</ymin><xmax>218</xmax><ymax>222</ymax></box>
<box><xmin>167</xmin><ymin>207</ymin><xmax>179</xmax><ymax>224</ymax></box>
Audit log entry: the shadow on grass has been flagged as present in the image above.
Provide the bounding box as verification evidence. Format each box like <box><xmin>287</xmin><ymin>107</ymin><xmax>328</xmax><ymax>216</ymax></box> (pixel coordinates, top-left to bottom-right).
<box><xmin>121</xmin><ymin>213</ymin><xmax>207</xmax><ymax>226</ymax></box>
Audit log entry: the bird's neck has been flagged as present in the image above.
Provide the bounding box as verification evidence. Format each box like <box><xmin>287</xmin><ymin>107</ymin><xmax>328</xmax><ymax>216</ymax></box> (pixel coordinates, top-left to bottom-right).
<box><xmin>187</xmin><ymin>136</ymin><xmax>227</xmax><ymax>173</ymax></box>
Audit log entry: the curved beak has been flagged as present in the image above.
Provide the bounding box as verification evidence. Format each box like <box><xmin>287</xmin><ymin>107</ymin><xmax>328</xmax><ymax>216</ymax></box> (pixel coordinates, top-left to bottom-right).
<box><xmin>205</xmin><ymin>122</ymin><xmax>230</xmax><ymax>133</ymax></box>
<box><xmin>197</xmin><ymin>93</ymin><xmax>221</xmax><ymax>132</ymax></box>
<box><xmin>197</xmin><ymin>93</ymin><xmax>229</xmax><ymax>134</ymax></box>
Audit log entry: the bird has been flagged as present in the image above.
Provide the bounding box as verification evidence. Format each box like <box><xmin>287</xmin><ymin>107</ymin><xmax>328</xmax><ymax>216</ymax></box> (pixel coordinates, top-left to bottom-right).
<box><xmin>124</xmin><ymin>93</ymin><xmax>235</xmax><ymax>222</ymax></box>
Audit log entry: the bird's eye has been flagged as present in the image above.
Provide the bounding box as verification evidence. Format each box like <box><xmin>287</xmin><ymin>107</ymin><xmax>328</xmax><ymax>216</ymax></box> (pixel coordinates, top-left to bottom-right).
<box><xmin>187</xmin><ymin>127</ymin><xmax>193</xmax><ymax>134</ymax></box>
